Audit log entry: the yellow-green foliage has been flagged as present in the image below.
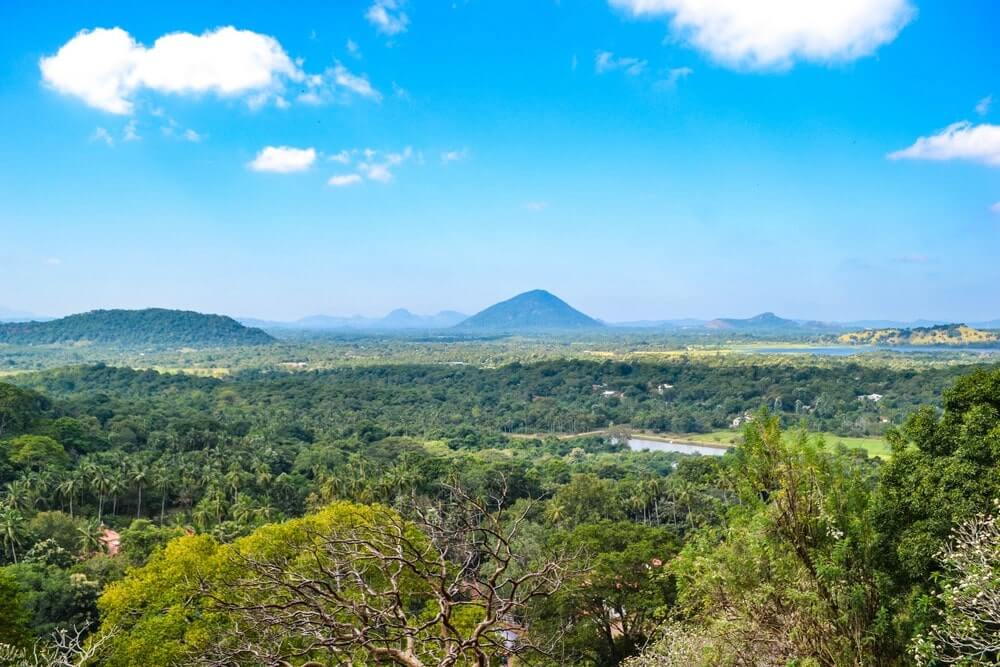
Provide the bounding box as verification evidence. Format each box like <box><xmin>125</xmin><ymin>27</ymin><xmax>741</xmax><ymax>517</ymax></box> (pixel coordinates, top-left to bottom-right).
<box><xmin>98</xmin><ymin>502</ymin><xmax>432</xmax><ymax>667</ymax></box>
<box><xmin>839</xmin><ymin>324</ymin><xmax>998</xmax><ymax>346</ymax></box>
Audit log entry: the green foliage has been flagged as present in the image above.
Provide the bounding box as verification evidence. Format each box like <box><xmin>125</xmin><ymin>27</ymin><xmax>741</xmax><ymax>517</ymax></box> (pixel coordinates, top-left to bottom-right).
<box><xmin>0</xmin><ymin>569</ymin><xmax>30</xmax><ymax>647</ymax></box>
<box><xmin>0</xmin><ymin>308</ymin><xmax>273</xmax><ymax>347</ymax></box>
<box><xmin>6</xmin><ymin>435</ymin><xmax>68</xmax><ymax>471</ymax></box>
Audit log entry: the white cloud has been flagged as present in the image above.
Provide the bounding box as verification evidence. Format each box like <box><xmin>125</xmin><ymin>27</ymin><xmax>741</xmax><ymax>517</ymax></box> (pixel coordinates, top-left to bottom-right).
<box><xmin>329</xmin><ymin>174</ymin><xmax>363</xmax><ymax>187</ymax></box>
<box><xmin>91</xmin><ymin>127</ymin><xmax>113</xmax><ymax>145</ymax></box>
<box><xmin>608</xmin><ymin>0</ymin><xmax>914</xmax><ymax>70</ymax></box>
<box><xmin>248</xmin><ymin>146</ymin><xmax>317</xmax><ymax>173</ymax></box>
<box><xmin>595</xmin><ymin>51</ymin><xmax>647</xmax><ymax>76</ymax></box>
<box><xmin>654</xmin><ymin>66</ymin><xmax>693</xmax><ymax>89</ymax></box>
<box><xmin>366</xmin><ymin>0</ymin><xmax>410</xmax><ymax>36</ymax></box>
<box><xmin>523</xmin><ymin>201</ymin><xmax>549</xmax><ymax>211</ymax></box>
<box><xmin>330</xmin><ymin>63</ymin><xmax>381</xmax><ymax>101</ymax></box>
<box><xmin>329</xmin><ymin>150</ymin><xmax>352</xmax><ymax>164</ymax></box>
<box><xmin>888</xmin><ymin>122</ymin><xmax>1000</xmax><ymax>167</ymax></box>
<box><xmin>977</xmin><ymin>95</ymin><xmax>992</xmax><ymax>116</ymax></box>
<box><xmin>991</xmin><ymin>202</ymin><xmax>1000</xmax><ymax>215</ymax></box>
<box><xmin>346</xmin><ymin>39</ymin><xmax>361</xmax><ymax>58</ymax></box>
<box><xmin>40</xmin><ymin>26</ymin><xmax>304</xmax><ymax>114</ymax></box>
<box><xmin>44</xmin><ymin>257</ymin><xmax>62</xmax><ymax>266</ymax></box>
<box><xmin>441</xmin><ymin>148</ymin><xmax>468</xmax><ymax>164</ymax></box>
<box><xmin>123</xmin><ymin>119</ymin><xmax>140</xmax><ymax>141</ymax></box>
<box><xmin>183</xmin><ymin>128</ymin><xmax>201</xmax><ymax>142</ymax></box>
<box><xmin>358</xmin><ymin>146</ymin><xmax>412</xmax><ymax>183</ymax></box>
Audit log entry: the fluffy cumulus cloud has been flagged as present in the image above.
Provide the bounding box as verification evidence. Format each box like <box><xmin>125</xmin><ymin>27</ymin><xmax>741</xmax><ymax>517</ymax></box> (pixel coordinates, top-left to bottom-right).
<box><xmin>608</xmin><ymin>0</ymin><xmax>914</xmax><ymax>70</ymax></box>
<box><xmin>366</xmin><ymin>0</ymin><xmax>409</xmax><ymax>36</ymax></box>
<box><xmin>41</xmin><ymin>26</ymin><xmax>380</xmax><ymax>114</ymax></box>
<box><xmin>40</xmin><ymin>27</ymin><xmax>302</xmax><ymax>114</ymax></box>
<box><xmin>248</xmin><ymin>146</ymin><xmax>317</xmax><ymax>173</ymax></box>
<box><xmin>889</xmin><ymin>122</ymin><xmax>1000</xmax><ymax>167</ymax></box>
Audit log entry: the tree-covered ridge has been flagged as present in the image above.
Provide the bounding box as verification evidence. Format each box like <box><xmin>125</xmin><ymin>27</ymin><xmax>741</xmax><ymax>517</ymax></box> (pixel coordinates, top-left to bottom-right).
<box><xmin>0</xmin><ymin>309</ymin><xmax>274</xmax><ymax>347</ymax></box>
<box><xmin>838</xmin><ymin>323</ymin><xmax>999</xmax><ymax>346</ymax></box>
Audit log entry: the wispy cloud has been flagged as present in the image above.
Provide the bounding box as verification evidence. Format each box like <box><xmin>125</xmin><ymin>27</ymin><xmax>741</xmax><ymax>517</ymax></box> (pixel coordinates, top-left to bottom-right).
<box><xmin>248</xmin><ymin>146</ymin><xmax>317</xmax><ymax>173</ymax></box>
<box><xmin>366</xmin><ymin>0</ymin><xmax>409</xmax><ymax>36</ymax></box>
<box><xmin>653</xmin><ymin>66</ymin><xmax>693</xmax><ymax>90</ymax></box>
<box><xmin>328</xmin><ymin>174</ymin><xmax>363</xmax><ymax>187</ymax></box>
<box><xmin>889</xmin><ymin>122</ymin><xmax>1000</xmax><ymax>166</ymax></box>
<box><xmin>977</xmin><ymin>95</ymin><xmax>993</xmax><ymax>116</ymax></box>
<box><xmin>91</xmin><ymin>127</ymin><xmax>113</xmax><ymax>146</ymax></box>
<box><xmin>991</xmin><ymin>202</ymin><xmax>1000</xmax><ymax>215</ymax></box>
<box><xmin>346</xmin><ymin>39</ymin><xmax>361</xmax><ymax>58</ymax></box>
<box><xmin>608</xmin><ymin>0</ymin><xmax>915</xmax><ymax>70</ymax></box>
<box><xmin>523</xmin><ymin>201</ymin><xmax>549</xmax><ymax>211</ymax></box>
<box><xmin>358</xmin><ymin>146</ymin><xmax>413</xmax><ymax>182</ymax></box>
<box><xmin>44</xmin><ymin>257</ymin><xmax>62</xmax><ymax>266</ymax></box>
<box><xmin>441</xmin><ymin>148</ymin><xmax>468</xmax><ymax>164</ymax></box>
<box><xmin>123</xmin><ymin>119</ymin><xmax>140</xmax><ymax>142</ymax></box>
<box><xmin>595</xmin><ymin>51</ymin><xmax>647</xmax><ymax>76</ymax></box>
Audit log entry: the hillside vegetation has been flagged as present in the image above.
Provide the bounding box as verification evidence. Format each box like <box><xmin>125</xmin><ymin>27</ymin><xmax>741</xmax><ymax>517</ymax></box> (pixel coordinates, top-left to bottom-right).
<box><xmin>0</xmin><ymin>309</ymin><xmax>273</xmax><ymax>347</ymax></box>
<box><xmin>839</xmin><ymin>323</ymin><xmax>998</xmax><ymax>346</ymax></box>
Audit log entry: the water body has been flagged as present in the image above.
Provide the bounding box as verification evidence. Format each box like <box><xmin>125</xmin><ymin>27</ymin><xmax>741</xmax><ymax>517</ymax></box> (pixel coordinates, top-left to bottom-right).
<box><xmin>742</xmin><ymin>345</ymin><xmax>1000</xmax><ymax>357</ymax></box>
<box><xmin>628</xmin><ymin>437</ymin><xmax>728</xmax><ymax>457</ymax></box>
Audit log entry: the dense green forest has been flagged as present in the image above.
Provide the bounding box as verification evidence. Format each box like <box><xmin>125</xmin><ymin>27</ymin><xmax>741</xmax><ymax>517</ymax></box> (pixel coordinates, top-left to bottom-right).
<box><xmin>0</xmin><ymin>351</ymin><xmax>999</xmax><ymax>665</ymax></box>
<box><xmin>0</xmin><ymin>309</ymin><xmax>273</xmax><ymax>347</ymax></box>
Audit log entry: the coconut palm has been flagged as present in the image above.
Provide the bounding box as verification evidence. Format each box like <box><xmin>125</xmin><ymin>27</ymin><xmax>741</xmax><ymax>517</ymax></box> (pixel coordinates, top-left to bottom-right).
<box><xmin>0</xmin><ymin>503</ymin><xmax>26</xmax><ymax>564</ymax></box>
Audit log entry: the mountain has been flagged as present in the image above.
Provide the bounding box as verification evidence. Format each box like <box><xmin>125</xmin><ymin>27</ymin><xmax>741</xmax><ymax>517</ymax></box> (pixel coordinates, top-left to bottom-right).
<box><xmin>241</xmin><ymin>310</ymin><xmax>468</xmax><ymax>330</ymax></box>
<box><xmin>456</xmin><ymin>290</ymin><xmax>604</xmax><ymax>331</ymax></box>
<box><xmin>0</xmin><ymin>309</ymin><xmax>274</xmax><ymax>347</ymax></box>
<box><xmin>706</xmin><ymin>312</ymin><xmax>802</xmax><ymax>331</ymax></box>
<box><xmin>838</xmin><ymin>324</ymin><xmax>999</xmax><ymax>346</ymax></box>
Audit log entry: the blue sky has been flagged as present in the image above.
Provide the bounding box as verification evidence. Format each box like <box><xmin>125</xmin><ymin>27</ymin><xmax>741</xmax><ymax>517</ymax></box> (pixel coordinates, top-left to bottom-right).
<box><xmin>1</xmin><ymin>0</ymin><xmax>998</xmax><ymax>322</ymax></box>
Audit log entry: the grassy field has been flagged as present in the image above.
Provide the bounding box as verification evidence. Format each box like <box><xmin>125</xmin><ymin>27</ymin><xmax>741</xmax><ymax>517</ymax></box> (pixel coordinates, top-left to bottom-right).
<box><xmin>679</xmin><ymin>429</ymin><xmax>893</xmax><ymax>458</ymax></box>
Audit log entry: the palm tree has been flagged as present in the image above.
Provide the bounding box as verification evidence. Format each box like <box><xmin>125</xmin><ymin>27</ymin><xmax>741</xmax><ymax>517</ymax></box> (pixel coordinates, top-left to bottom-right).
<box><xmin>108</xmin><ymin>468</ymin><xmax>126</xmax><ymax>517</ymax></box>
<box><xmin>0</xmin><ymin>504</ymin><xmax>26</xmax><ymax>564</ymax></box>
<box><xmin>151</xmin><ymin>463</ymin><xmax>173</xmax><ymax>524</ymax></box>
<box><xmin>76</xmin><ymin>517</ymin><xmax>104</xmax><ymax>555</ymax></box>
<box><xmin>58</xmin><ymin>473</ymin><xmax>81</xmax><ymax>518</ymax></box>
<box><xmin>130</xmin><ymin>459</ymin><xmax>149</xmax><ymax>518</ymax></box>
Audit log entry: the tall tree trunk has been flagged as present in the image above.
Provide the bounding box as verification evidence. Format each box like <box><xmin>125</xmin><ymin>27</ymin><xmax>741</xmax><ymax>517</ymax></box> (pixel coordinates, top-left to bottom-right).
<box><xmin>136</xmin><ymin>485</ymin><xmax>143</xmax><ymax>518</ymax></box>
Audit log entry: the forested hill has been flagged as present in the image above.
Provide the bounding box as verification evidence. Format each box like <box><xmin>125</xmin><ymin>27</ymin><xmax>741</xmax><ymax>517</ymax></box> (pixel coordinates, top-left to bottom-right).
<box><xmin>0</xmin><ymin>308</ymin><xmax>274</xmax><ymax>347</ymax></box>
<box><xmin>838</xmin><ymin>323</ymin><xmax>999</xmax><ymax>346</ymax></box>
<box><xmin>457</xmin><ymin>289</ymin><xmax>604</xmax><ymax>331</ymax></box>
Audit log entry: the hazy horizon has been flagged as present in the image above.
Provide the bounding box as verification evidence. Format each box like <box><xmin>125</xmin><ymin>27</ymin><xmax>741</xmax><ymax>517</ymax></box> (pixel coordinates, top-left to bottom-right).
<box><xmin>2</xmin><ymin>1</ymin><xmax>998</xmax><ymax>323</ymax></box>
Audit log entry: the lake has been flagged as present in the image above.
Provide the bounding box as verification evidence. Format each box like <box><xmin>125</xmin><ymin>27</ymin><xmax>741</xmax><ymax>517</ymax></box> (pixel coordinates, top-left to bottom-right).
<box><xmin>628</xmin><ymin>437</ymin><xmax>728</xmax><ymax>456</ymax></box>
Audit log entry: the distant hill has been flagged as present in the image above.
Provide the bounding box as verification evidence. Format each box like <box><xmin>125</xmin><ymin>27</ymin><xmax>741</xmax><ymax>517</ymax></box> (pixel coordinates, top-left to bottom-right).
<box><xmin>706</xmin><ymin>312</ymin><xmax>802</xmax><ymax>331</ymax></box>
<box><xmin>457</xmin><ymin>290</ymin><xmax>604</xmax><ymax>331</ymax></box>
<box><xmin>242</xmin><ymin>309</ymin><xmax>468</xmax><ymax>331</ymax></box>
<box><xmin>0</xmin><ymin>309</ymin><xmax>274</xmax><ymax>347</ymax></box>
<box><xmin>838</xmin><ymin>324</ymin><xmax>999</xmax><ymax>346</ymax></box>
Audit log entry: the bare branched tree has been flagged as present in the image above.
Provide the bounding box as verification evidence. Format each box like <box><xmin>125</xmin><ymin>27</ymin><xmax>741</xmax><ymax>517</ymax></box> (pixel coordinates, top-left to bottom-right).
<box><xmin>196</xmin><ymin>480</ymin><xmax>577</xmax><ymax>667</ymax></box>
<box><xmin>0</xmin><ymin>626</ymin><xmax>116</xmax><ymax>667</ymax></box>
<box><xmin>913</xmin><ymin>509</ymin><xmax>1000</xmax><ymax>665</ymax></box>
